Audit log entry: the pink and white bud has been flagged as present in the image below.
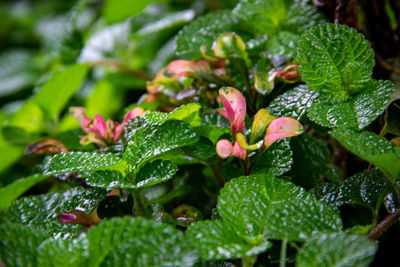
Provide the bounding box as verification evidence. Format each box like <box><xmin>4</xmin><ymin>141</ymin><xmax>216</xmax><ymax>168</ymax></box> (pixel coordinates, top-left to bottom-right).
<box><xmin>264</xmin><ymin>117</ymin><xmax>303</xmax><ymax>148</ymax></box>
<box><xmin>216</xmin><ymin>139</ymin><xmax>233</xmax><ymax>159</ymax></box>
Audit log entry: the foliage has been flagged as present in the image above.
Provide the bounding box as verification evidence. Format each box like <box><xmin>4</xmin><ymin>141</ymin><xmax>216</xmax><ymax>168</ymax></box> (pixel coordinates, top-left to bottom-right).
<box><xmin>1</xmin><ymin>0</ymin><xmax>399</xmax><ymax>266</ymax></box>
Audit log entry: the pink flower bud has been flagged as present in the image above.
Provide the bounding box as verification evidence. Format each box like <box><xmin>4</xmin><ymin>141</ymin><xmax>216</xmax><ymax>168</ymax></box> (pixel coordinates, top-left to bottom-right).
<box><xmin>217</xmin><ymin>87</ymin><xmax>246</xmax><ymax>137</ymax></box>
<box><xmin>56</xmin><ymin>210</ymin><xmax>91</xmax><ymax>226</ymax></box>
<box><xmin>232</xmin><ymin>141</ymin><xmax>247</xmax><ymax>159</ymax></box>
<box><xmin>216</xmin><ymin>139</ymin><xmax>233</xmax><ymax>159</ymax></box>
<box><xmin>276</xmin><ymin>65</ymin><xmax>301</xmax><ymax>83</ymax></box>
<box><xmin>264</xmin><ymin>117</ymin><xmax>303</xmax><ymax>148</ymax></box>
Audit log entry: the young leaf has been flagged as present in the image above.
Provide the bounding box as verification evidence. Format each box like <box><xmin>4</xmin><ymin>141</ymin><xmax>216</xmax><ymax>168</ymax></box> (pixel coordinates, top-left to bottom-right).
<box><xmin>0</xmin><ymin>223</ymin><xmax>48</xmax><ymax>267</ymax></box>
<box><xmin>0</xmin><ymin>174</ymin><xmax>48</xmax><ymax>211</ymax></box>
<box><xmin>330</xmin><ymin>128</ymin><xmax>400</xmax><ymax>181</ymax></box>
<box><xmin>296</xmin><ymin>232</ymin><xmax>377</xmax><ymax>267</ymax></box>
<box><xmin>168</xmin><ymin>103</ymin><xmax>202</xmax><ymax>127</ymax></box>
<box><xmin>5</xmin><ymin>187</ymin><xmax>106</xmax><ymax>237</ymax></box>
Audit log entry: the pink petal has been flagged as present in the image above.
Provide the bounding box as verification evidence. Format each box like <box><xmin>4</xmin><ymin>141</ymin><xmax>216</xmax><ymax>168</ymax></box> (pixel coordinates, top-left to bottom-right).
<box><xmin>113</xmin><ymin>123</ymin><xmax>123</xmax><ymax>142</ymax></box>
<box><xmin>218</xmin><ymin>87</ymin><xmax>246</xmax><ymax>135</ymax></box>
<box><xmin>56</xmin><ymin>210</ymin><xmax>89</xmax><ymax>224</ymax></box>
<box><xmin>122</xmin><ymin>107</ymin><xmax>145</xmax><ymax>126</ymax></box>
<box><xmin>232</xmin><ymin>141</ymin><xmax>247</xmax><ymax>159</ymax></box>
<box><xmin>264</xmin><ymin>117</ymin><xmax>303</xmax><ymax>148</ymax></box>
<box><xmin>70</xmin><ymin>107</ymin><xmax>87</xmax><ymax>124</ymax></box>
<box><xmin>90</xmin><ymin>115</ymin><xmax>107</xmax><ymax>138</ymax></box>
<box><xmin>166</xmin><ymin>59</ymin><xmax>211</xmax><ymax>75</ymax></box>
<box><xmin>81</xmin><ymin>118</ymin><xmax>92</xmax><ymax>132</ymax></box>
<box><xmin>216</xmin><ymin>139</ymin><xmax>233</xmax><ymax>159</ymax></box>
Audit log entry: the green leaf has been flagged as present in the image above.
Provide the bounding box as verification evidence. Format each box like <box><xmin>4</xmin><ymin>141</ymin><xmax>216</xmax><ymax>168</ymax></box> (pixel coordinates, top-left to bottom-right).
<box><xmin>176</xmin><ymin>10</ymin><xmax>244</xmax><ymax>59</ymax></box>
<box><xmin>0</xmin><ymin>174</ymin><xmax>48</xmax><ymax>211</ymax></box>
<box><xmin>103</xmin><ymin>0</ymin><xmax>154</xmax><ymax>24</ymax></box>
<box><xmin>0</xmin><ymin>223</ymin><xmax>48</xmax><ymax>267</ymax></box>
<box><xmin>313</xmin><ymin>169</ymin><xmax>390</xmax><ymax>211</ymax></box>
<box><xmin>34</xmin><ymin>64</ymin><xmax>88</xmax><ymax>120</ymax></box>
<box><xmin>123</xmin><ymin>119</ymin><xmax>198</xmax><ymax>172</ymax></box>
<box><xmin>252</xmin><ymin>139</ymin><xmax>293</xmax><ymax>176</ymax></box>
<box><xmin>330</xmin><ymin>128</ymin><xmax>400</xmax><ymax>181</ymax></box>
<box><xmin>43</xmin><ymin>152</ymin><xmax>125</xmax><ymax>175</ymax></box>
<box><xmin>5</xmin><ymin>187</ymin><xmax>106</xmax><ymax>237</ymax></box>
<box><xmin>168</xmin><ymin>103</ymin><xmax>202</xmax><ymax>127</ymax></box>
<box><xmin>289</xmin><ymin>135</ymin><xmax>338</xmax><ymax>188</ymax></box>
<box><xmin>234</xmin><ymin>0</ymin><xmax>325</xmax><ymax>57</ymax></box>
<box><xmin>296</xmin><ymin>232</ymin><xmax>377</xmax><ymax>267</ymax></box>
<box><xmin>297</xmin><ymin>23</ymin><xmax>375</xmax><ymax>102</ymax></box>
<box><xmin>307</xmin><ymin>80</ymin><xmax>393</xmax><ymax>129</ymax></box>
<box><xmin>37</xmin><ymin>217</ymin><xmax>197</xmax><ymax>267</ymax></box>
<box><xmin>268</xmin><ymin>85</ymin><xmax>318</xmax><ymax>120</ymax></box>
<box><xmin>188</xmin><ymin>174</ymin><xmax>342</xmax><ymax>260</ymax></box>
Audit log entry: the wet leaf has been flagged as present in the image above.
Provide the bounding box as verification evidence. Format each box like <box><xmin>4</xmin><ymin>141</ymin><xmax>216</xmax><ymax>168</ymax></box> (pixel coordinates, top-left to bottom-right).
<box><xmin>296</xmin><ymin>232</ymin><xmax>377</xmax><ymax>267</ymax></box>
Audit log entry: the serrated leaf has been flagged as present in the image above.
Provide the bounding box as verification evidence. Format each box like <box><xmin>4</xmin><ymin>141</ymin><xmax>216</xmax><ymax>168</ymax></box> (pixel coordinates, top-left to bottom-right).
<box><xmin>5</xmin><ymin>187</ymin><xmax>106</xmax><ymax>237</ymax></box>
<box><xmin>37</xmin><ymin>217</ymin><xmax>197</xmax><ymax>267</ymax></box>
<box><xmin>0</xmin><ymin>223</ymin><xmax>48</xmax><ymax>267</ymax></box>
<box><xmin>313</xmin><ymin>169</ymin><xmax>389</xmax><ymax>211</ymax></box>
<box><xmin>330</xmin><ymin>128</ymin><xmax>400</xmax><ymax>181</ymax></box>
<box><xmin>234</xmin><ymin>0</ymin><xmax>325</xmax><ymax>57</ymax></box>
<box><xmin>307</xmin><ymin>80</ymin><xmax>393</xmax><ymax>129</ymax></box>
<box><xmin>297</xmin><ymin>23</ymin><xmax>375</xmax><ymax>101</ymax></box>
<box><xmin>123</xmin><ymin>119</ymin><xmax>198</xmax><ymax>171</ymax></box>
<box><xmin>296</xmin><ymin>232</ymin><xmax>377</xmax><ymax>267</ymax></box>
<box><xmin>43</xmin><ymin>152</ymin><xmax>125</xmax><ymax>175</ymax></box>
<box><xmin>188</xmin><ymin>174</ymin><xmax>342</xmax><ymax>260</ymax></box>
<box><xmin>268</xmin><ymin>85</ymin><xmax>318</xmax><ymax>120</ymax></box>
<box><xmin>176</xmin><ymin>10</ymin><xmax>244</xmax><ymax>58</ymax></box>
<box><xmin>289</xmin><ymin>135</ymin><xmax>338</xmax><ymax>188</ymax></box>
<box><xmin>168</xmin><ymin>103</ymin><xmax>202</xmax><ymax>127</ymax></box>
<box><xmin>252</xmin><ymin>139</ymin><xmax>293</xmax><ymax>176</ymax></box>
<box><xmin>0</xmin><ymin>174</ymin><xmax>48</xmax><ymax>211</ymax></box>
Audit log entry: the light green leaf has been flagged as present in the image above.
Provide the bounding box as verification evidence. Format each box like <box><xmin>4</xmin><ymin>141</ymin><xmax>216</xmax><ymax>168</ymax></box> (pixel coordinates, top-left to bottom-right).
<box><xmin>330</xmin><ymin>128</ymin><xmax>400</xmax><ymax>181</ymax></box>
<box><xmin>0</xmin><ymin>223</ymin><xmax>48</xmax><ymax>267</ymax></box>
<box><xmin>123</xmin><ymin>119</ymin><xmax>198</xmax><ymax>171</ymax></box>
<box><xmin>296</xmin><ymin>232</ymin><xmax>377</xmax><ymax>267</ymax></box>
<box><xmin>268</xmin><ymin>85</ymin><xmax>318</xmax><ymax>120</ymax></box>
<box><xmin>297</xmin><ymin>23</ymin><xmax>375</xmax><ymax>102</ymax></box>
<box><xmin>103</xmin><ymin>0</ymin><xmax>155</xmax><ymax>24</ymax></box>
<box><xmin>0</xmin><ymin>174</ymin><xmax>48</xmax><ymax>211</ymax></box>
<box><xmin>168</xmin><ymin>103</ymin><xmax>202</xmax><ymax>127</ymax></box>
<box><xmin>5</xmin><ymin>187</ymin><xmax>106</xmax><ymax>237</ymax></box>
<box><xmin>34</xmin><ymin>64</ymin><xmax>88</xmax><ymax>120</ymax></box>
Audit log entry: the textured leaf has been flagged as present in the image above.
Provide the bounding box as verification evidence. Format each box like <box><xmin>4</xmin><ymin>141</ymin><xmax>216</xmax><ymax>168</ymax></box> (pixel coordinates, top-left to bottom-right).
<box><xmin>330</xmin><ymin>128</ymin><xmax>400</xmax><ymax>181</ymax></box>
<box><xmin>252</xmin><ymin>139</ymin><xmax>293</xmax><ymax>176</ymax></box>
<box><xmin>5</xmin><ymin>187</ymin><xmax>106</xmax><ymax>237</ymax></box>
<box><xmin>297</xmin><ymin>23</ymin><xmax>375</xmax><ymax>102</ymax></box>
<box><xmin>268</xmin><ymin>85</ymin><xmax>318</xmax><ymax>120</ymax></box>
<box><xmin>123</xmin><ymin>119</ymin><xmax>198</xmax><ymax>172</ymax></box>
<box><xmin>176</xmin><ymin>10</ymin><xmax>243</xmax><ymax>58</ymax></box>
<box><xmin>0</xmin><ymin>174</ymin><xmax>48</xmax><ymax>211</ymax></box>
<box><xmin>37</xmin><ymin>217</ymin><xmax>197</xmax><ymax>267</ymax></box>
<box><xmin>234</xmin><ymin>0</ymin><xmax>325</xmax><ymax>57</ymax></box>
<box><xmin>43</xmin><ymin>152</ymin><xmax>125</xmax><ymax>175</ymax></box>
<box><xmin>313</xmin><ymin>169</ymin><xmax>390</xmax><ymax>211</ymax></box>
<box><xmin>289</xmin><ymin>135</ymin><xmax>338</xmax><ymax>188</ymax></box>
<box><xmin>0</xmin><ymin>223</ymin><xmax>48</xmax><ymax>267</ymax></box>
<box><xmin>307</xmin><ymin>80</ymin><xmax>393</xmax><ymax>129</ymax></box>
<box><xmin>296</xmin><ymin>232</ymin><xmax>377</xmax><ymax>267</ymax></box>
<box><xmin>168</xmin><ymin>103</ymin><xmax>202</xmax><ymax>127</ymax></box>
<box><xmin>188</xmin><ymin>174</ymin><xmax>342</xmax><ymax>260</ymax></box>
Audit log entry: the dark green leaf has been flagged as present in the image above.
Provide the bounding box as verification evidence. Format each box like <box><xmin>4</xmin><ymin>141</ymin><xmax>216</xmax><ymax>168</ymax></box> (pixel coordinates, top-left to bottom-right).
<box><xmin>5</xmin><ymin>187</ymin><xmax>106</xmax><ymax>237</ymax></box>
<box><xmin>252</xmin><ymin>139</ymin><xmax>293</xmax><ymax>176</ymax></box>
<box><xmin>268</xmin><ymin>84</ymin><xmax>318</xmax><ymax>120</ymax></box>
<box><xmin>298</xmin><ymin>23</ymin><xmax>375</xmax><ymax>102</ymax></box>
<box><xmin>296</xmin><ymin>232</ymin><xmax>377</xmax><ymax>267</ymax></box>
<box><xmin>330</xmin><ymin>128</ymin><xmax>400</xmax><ymax>181</ymax></box>
<box><xmin>0</xmin><ymin>223</ymin><xmax>48</xmax><ymax>267</ymax></box>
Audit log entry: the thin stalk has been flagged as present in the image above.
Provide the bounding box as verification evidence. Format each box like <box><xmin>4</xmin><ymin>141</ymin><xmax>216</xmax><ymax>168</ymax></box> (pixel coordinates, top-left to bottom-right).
<box><xmin>242</xmin><ymin>255</ymin><xmax>257</xmax><ymax>267</ymax></box>
<box><xmin>280</xmin><ymin>239</ymin><xmax>288</xmax><ymax>267</ymax></box>
<box><xmin>87</xmin><ymin>59</ymin><xmax>152</xmax><ymax>81</ymax></box>
<box><xmin>368</xmin><ymin>208</ymin><xmax>400</xmax><ymax>241</ymax></box>
<box><xmin>210</xmin><ymin>163</ymin><xmax>226</xmax><ymax>188</ymax></box>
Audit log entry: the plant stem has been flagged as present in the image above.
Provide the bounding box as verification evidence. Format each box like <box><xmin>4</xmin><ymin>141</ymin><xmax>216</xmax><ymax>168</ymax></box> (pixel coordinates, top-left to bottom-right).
<box><xmin>242</xmin><ymin>255</ymin><xmax>257</xmax><ymax>267</ymax></box>
<box><xmin>210</xmin><ymin>163</ymin><xmax>226</xmax><ymax>188</ymax></box>
<box><xmin>368</xmin><ymin>208</ymin><xmax>400</xmax><ymax>241</ymax></box>
<box><xmin>87</xmin><ymin>59</ymin><xmax>152</xmax><ymax>81</ymax></box>
<box><xmin>132</xmin><ymin>190</ymin><xmax>146</xmax><ymax>216</ymax></box>
<box><xmin>280</xmin><ymin>239</ymin><xmax>288</xmax><ymax>267</ymax></box>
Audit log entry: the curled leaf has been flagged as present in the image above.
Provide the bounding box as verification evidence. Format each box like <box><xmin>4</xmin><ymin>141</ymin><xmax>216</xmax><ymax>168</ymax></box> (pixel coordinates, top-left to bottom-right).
<box><xmin>25</xmin><ymin>139</ymin><xmax>68</xmax><ymax>155</ymax></box>
<box><xmin>264</xmin><ymin>117</ymin><xmax>303</xmax><ymax>148</ymax></box>
<box><xmin>218</xmin><ymin>87</ymin><xmax>246</xmax><ymax>137</ymax></box>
